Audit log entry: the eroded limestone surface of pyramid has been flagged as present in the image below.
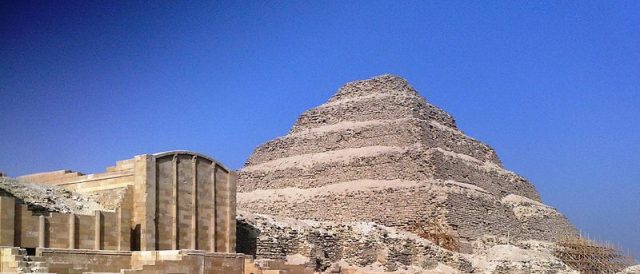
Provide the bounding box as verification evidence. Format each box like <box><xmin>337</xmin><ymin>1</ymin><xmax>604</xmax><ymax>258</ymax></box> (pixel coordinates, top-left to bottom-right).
<box><xmin>238</xmin><ymin>74</ymin><xmax>575</xmax><ymax>248</ymax></box>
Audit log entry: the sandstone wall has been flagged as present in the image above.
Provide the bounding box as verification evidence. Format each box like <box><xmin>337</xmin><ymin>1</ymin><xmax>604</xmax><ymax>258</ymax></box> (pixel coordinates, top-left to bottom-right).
<box><xmin>17</xmin><ymin>159</ymin><xmax>135</xmax><ymax>211</ymax></box>
<box><xmin>35</xmin><ymin>249</ymin><xmax>246</xmax><ymax>274</ymax></box>
<box><xmin>0</xmin><ymin>196</ymin><xmax>131</xmax><ymax>251</ymax></box>
<box><xmin>126</xmin><ymin>250</ymin><xmax>245</xmax><ymax>274</ymax></box>
<box><xmin>13</xmin><ymin>202</ymin><xmax>39</xmax><ymax>247</ymax></box>
<box><xmin>17</xmin><ymin>151</ymin><xmax>238</xmax><ymax>253</ymax></box>
<box><xmin>132</xmin><ymin>151</ymin><xmax>236</xmax><ymax>253</ymax></box>
<box><xmin>40</xmin><ymin>248</ymin><xmax>132</xmax><ymax>274</ymax></box>
<box><xmin>17</xmin><ymin>158</ymin><xmax>134</xmax><ymax>196</ymax></box>
<box><xmin>17</xmin><ymin>170</ymin><xmax>85</xmax><ymax>185</ymax></box>
<box><xmin>244</xmin><ymin>258</ymin><xmax>316</xmax><ymax>274</ymax></box>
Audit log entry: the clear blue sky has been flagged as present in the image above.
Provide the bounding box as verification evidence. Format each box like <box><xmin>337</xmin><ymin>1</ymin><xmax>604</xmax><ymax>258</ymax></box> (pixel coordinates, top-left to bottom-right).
<box><xmin>1</xmin><ymin>1</ymin><xmax>638</xmax><ymax>258</ymax></box>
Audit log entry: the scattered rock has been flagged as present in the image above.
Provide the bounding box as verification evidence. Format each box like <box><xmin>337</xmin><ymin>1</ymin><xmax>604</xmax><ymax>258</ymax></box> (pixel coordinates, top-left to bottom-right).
<box><xmin>0</xmin><ymin>177</ymin><xmax>105</xmax><ymax>215</ymax></box>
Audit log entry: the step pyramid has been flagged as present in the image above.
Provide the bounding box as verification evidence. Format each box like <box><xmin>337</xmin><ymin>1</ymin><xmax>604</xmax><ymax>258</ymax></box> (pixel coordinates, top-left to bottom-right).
<box><xmin>237</xmin><ymin>74</ymin><xmax>575</xmax><ymax>248</ymax></box>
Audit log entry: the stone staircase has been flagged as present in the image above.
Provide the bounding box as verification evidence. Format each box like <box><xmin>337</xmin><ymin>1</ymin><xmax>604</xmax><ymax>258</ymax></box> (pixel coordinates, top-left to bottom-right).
<box><xmin>20</xmin><ymin>253</ymin><xmax>50</xmax><ymax>273</ymax></box>
<box><xmin>0</xmin><ymin>247</ymin><xmax>52</xmax><ymax>274</ymax></box>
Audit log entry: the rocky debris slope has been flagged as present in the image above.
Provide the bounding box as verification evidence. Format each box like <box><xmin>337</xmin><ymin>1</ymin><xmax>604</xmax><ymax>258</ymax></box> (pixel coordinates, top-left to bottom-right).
<box><xmin>470</xmin><ymin>238</ymin><xmax>578</xmax><ymax>273</ymax></box>
<box><xmin>0</xmin><ymin>177</ymin><xmax>104</xmax><ymax>215</ymax></box>
<box><xmin>237</xmin><ymin>211</ymin><xmax>578</xmax><ymax>273</ymax></box>
<box><xmin>619</xmin><ymin>265</ymin><xmax>640</xmax><ymax>274</ymax></box>
<box><xmin>238</xmin><ymin>74</ymin><xmax>576</xmax><ymax>247</ymax></box>
<box><xmin>237</xmin><ymin>211</ymin><xmax>473</xmax><ymax>273</ymax></box>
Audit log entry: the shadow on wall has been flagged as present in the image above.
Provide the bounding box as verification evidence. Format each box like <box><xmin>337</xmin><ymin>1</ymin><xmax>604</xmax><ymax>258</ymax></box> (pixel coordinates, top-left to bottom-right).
<box><xmin>236</xmin><ymin>220</ymin><xmax>259</xmax><ymax>257</ymax></box>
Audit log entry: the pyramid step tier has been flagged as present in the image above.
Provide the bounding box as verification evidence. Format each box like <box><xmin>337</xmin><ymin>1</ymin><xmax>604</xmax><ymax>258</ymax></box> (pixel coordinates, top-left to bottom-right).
<box><xmin>240</xmin><ymin>145</ymin><xmax>540</xmax><ymax>201</ymax></box>
<box><xmin>290</xmin><ymin>91</ymin><xmax>456</xmax><ymax>134</ymax></box>
<box><xmin>248</xmin><ymin>117</ymin><xmax>500</xmax><ymax>166</ymax></box>
<box><xmin>238</xmin><ymin>179</ymin><xmax>575</xmax><ymax>242</ymax></box>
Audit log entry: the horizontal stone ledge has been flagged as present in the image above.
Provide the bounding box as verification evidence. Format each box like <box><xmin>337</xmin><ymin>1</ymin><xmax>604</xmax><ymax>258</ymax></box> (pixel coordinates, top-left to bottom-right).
<box><xmin>238</xmin><ymin>179</ymin><xmax>493</xmax><ymax>203</ymax></box>
<box><xmin>177</xmin><ymin>250</ymin><xmax>247</xmax><ymax>258</ymax></box>
<box><xmin>37</xmin><ymin>248</ymin><xmax>132</xmax><ymax>256</ymax></box>
<box><xmin>56</xmin><ymin>172</ymin><xmax>133</xmax><ymax>186</ymax></box>
<box><xmin>242</xmin><ymin>145</ymin><xmax>509</xmax><ymax>177</ymax></box>
<box><xmin>242</xmin><ymin>145</ymin><xmax>412</xmax><ymax>172</ymax></box>
<box><xmin>316</xmin><ymin>92</ymin><xmax>422</xmax><ymax>109</ymax></box>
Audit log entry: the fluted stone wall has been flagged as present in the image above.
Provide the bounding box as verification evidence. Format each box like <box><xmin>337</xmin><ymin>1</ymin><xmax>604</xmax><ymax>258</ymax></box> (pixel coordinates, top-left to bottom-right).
<box><xmin>132</xmin><ymin>151</ymin><xmax>237</xmax><ymax>252</ymax></box>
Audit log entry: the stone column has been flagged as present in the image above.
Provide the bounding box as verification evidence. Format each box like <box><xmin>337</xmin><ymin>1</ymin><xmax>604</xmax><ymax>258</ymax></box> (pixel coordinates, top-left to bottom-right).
<box><xmin>68</xmin><ymin>214</ymin><xmax>76</xmax><ymax>249</ymax></box>
<box><xmin>172</xmin><ymin>154</ymin><xmax>179</xmax><ymax>250</ymax></box>
<box><xmin>133</xmin><ymin>155</ymin><xmax>156</xmax><ymax>251</ymax></box>
<box><xmin>215</xmin><ymin>168</ymin><xmax>236</xmax><ymax>253</ymax></box>
<box><xmin>116</xmin><ymin>208</ymin><xmax>124</xmax><ymax>251</ymax></box>
<box><xmin>191</xmin><ymin>156</ymin><xmax>198</xmax><ymax>250</ymax></box>
<box><xmin>226</xmin><ymin>171</ymin><xmax>237</xmax><ymax>253</ymax></box>
<box><xmin>38</xmin><ymin>215</ymin><xmax>45</xmax><ymax>248</ymax></box>
<box><xmin>214</xmin><ymin>167</ymin><xmax>225</xmax><ymax>252</ymax></box>
<box><xmin>94</xmin><ymin>211</ymin><xmax>101</xmax><ymax>250</ymax></box>
<box><xmin>209</xmin><ymin>165</ymin><xmax>217</xmax><ymax>252</ymax></box>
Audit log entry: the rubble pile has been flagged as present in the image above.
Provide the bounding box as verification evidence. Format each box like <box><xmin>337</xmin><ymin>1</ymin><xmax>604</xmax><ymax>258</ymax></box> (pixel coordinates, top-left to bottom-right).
<box><xmin>0</xmin><ymin>177</ymin><xmax>104</xmax><ymax>214</ymax></box>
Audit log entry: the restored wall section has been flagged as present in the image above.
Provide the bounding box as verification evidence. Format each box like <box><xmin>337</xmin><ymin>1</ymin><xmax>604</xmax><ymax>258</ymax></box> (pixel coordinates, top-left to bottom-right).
<box><xmin>17</xmin><ymin>170</ymin><xmax>85</xmax><ymax>185</ymax></box>
<box><xmin>133</xmin><ymin>154</ymin><xmax>156</xmax><ymax>251</ymax></box>
<box><xmin>39</xmin><ymin>248</ymin><xmax>132</xmax><ymax>274</ymax></box>
<box><xmin>176</xmin><ymin>156</ymin><xmax>194</xmax><ymax>250</ymax></box>
<box><xmin>0</xmin><ymin>197</ymin><xmax>130</xmax><ymax>251</ymax></box>
<box><xmin>17</xmin><ymin>159</ymin><xmax>135</xmax><ymax>193</ymax></box>
<box><xmin>197</xmin><ymin>159</ymin><xmax>215</xmax><ymax>251</ymax></box>
<box><xmin>47</xmin><ymin>212</ymin><xmax>69</xmax><ymax>248</ymax></box>
<box><xmin>216</xmin><ymin>170</ymin><xmax>236</xmax><ymax>253</ymax></box>
<box><xmin>155</xmin><ymin>156</ymin><xmax>173</xmax><ymax>250</ymax></box>
<box><xmin>0</xmin><ymin>197</ymin><xmax>14</xmax><ymax>246</ymax></box>
<box><xmin>76</xmin><ymin>214</ymin><xmax>95</xmax><ymax>249</ymax></box>
<box><xmin>133</xmin><ymin>151</ymin><xmax>237</xmax><ymax>252</ymax></box>
<box><xmin>14</xmin><ymin>203</ymin><xmax>39</xmax><ymax>248</ymax></box>
<box><xmin>17</xmin><ymin>249</ymin><xmax>245</xmax><ymax>274</ymax></box>
<box><xmin>127</xmin><ymin>250</ymin><xmax>244</xmax><ymax>274</ymax></box>
<box><xmin>14</xmin><ymin>150</ymin><xmax>237</xmax><ymax>254</ymax></box>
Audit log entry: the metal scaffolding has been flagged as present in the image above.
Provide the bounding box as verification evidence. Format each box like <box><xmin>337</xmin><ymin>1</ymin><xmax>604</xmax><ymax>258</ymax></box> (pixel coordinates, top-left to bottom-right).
<box><xmin>554</xmin><ymin>234</ymin><xmax>636</xmax><ymax>274</ymax></box>
<box><xmin>410</xmin><ymin>220</ymin><xmax>460</xmax><ymax>252</ymax></box>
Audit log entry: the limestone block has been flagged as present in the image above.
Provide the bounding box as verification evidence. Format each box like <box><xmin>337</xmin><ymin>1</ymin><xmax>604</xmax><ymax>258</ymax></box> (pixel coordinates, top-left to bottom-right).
<box><xmin>0</xmin><ymin>196</ymin><xmax>15</xmax><ymax>246</ymax></box>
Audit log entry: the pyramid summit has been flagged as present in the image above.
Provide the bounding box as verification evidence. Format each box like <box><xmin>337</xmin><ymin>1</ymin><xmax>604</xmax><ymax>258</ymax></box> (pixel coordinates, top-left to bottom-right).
<box><xmin>326</xmin><ymin>74</ymin><xmax>422</xmax><ymax>105</ymax></box>
<box><xmin>238</xmin><ymin>74</ymin><xmax>576</xmax><ymax>249</ymax></box>
<box><xmin>288</xmin><ymin>74</ymin><xmax>458</xmax><ymax>135</ymax></box>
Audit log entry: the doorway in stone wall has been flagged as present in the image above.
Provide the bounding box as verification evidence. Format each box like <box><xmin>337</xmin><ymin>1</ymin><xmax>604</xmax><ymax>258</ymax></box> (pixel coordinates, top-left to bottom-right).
<box><xmin>236</xmin><ymin>219</ymin><xmax>259</xmax><ymax>257</ymax></box>
<box><xmin>25</xmin><ymin>247</ymin><xmax>36</xmax><ymax>256</ymax></box>
<box><xmin>131</xmin><ymin>224</ymin><xmax>141</xmax><ymax>251</ymax></box>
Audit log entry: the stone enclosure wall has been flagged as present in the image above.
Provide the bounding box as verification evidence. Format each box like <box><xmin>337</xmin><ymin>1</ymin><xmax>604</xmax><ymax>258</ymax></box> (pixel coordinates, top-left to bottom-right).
<box><xmin>0</xmin><ymin>196</ymin><xmax>131</xmax><ymax>251</ymax></box>
<box><xmin>3</xmin><ymin>151</ymin><xmax>242</xmax><ymax>273</ymax></box>
<box><xmin>15</xmin><ymin>150</ymin><xmax>237</xmax><ymax>253</ymax></box>
<box><xmin>132</xmin><ymin>151</ymin><xmax>237</xmax><ymax>253</ymax></box>
<box><xmin>7</xmin><ymin>248</ymin><xmax>246</xmax><ymax>274</ymax></box>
